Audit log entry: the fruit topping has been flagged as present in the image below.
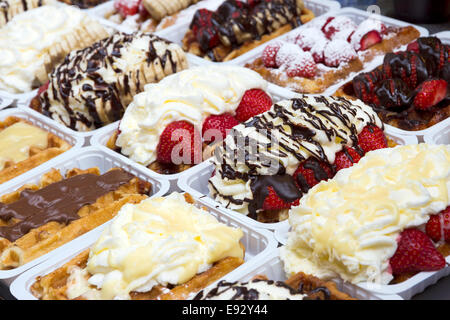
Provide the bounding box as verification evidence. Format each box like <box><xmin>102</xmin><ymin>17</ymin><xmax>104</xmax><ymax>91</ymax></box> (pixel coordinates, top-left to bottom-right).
<box><xmin>413</xmin><ymin>79</ymin><xmax>448</xmax><ymax>110</ymax></box>
<box><xmin>114</xmin><ymin>0</ymin><xmax>141</xmax><ymax>18</ymax></box>
<box><xmin>294</xmin><ymin>158</ymin><xmax>335</xmax><ymax>193</ymax></box>
<box><xmin>389</xmin><ymin>228</ymin><xmax>446</xmax><ymax>276</ymax></box>
<box><xmin>262</xmin><ymin>186</ymin><xmax>300</xmax><ymax>211</ymax></box>
<box><xmin>375</xmin><ymin>79</ymin><xmax>413</xmax><ymax>108</ymax></box>
<box><xmin>322</xmin><ymin>16</ymin><xmax>357</xmax><ymax>40</ymax></box>
<box><xmin>235</xmin><ymin>89</ymin><xmax>273</xmax><ymax>122</ymax></box>
<box><xmin>426</xmin><ymin>206</ymin><xmax>450</xmax><ymax>242</ymax></box>
<box><xmin>334</xmin><ymin>146</ymin><xmax>362</xmax><ymax>171</ymax></box>
<box><xmin>285</xmin><ymin>51</ymin><xmax>317</xmax><ymax>78</ymax></box>
<box><xmin>324</xmin><ymin>39</ymin><xmax>357</xmax><ymax>67</ymax></box>
<box><xmin>357</xmin><ymin>124</ymin><xmax>387</xmax><ymax>153</ymax></box>
<box><xmin>262</xmin><ymin>42</ymin><xmax>282</xmax><ymax>68</ymax></box>
<box><xmin>202</xmin><ymin>114</ymin><xmax>240</xmax><ymax>144</ymax></box>
<box><xmin>350</xmin><ymin>19</ymin><xmax>385</xmax><ymax>51</ymax></box>
<box><xmin>190</xmin><ymin>9</ymin><xmax>219</xmax><ymax>51</ymax></box>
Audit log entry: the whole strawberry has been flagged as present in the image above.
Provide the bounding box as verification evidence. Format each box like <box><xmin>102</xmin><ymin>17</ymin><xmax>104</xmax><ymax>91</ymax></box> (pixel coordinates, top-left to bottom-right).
<box><xmin>235</xmin><ymin>89</ymin><xmax>272</xmax><ymax>122</ymax></box>
<box><xmin>114</xmin><ymin>0</ymin><xmax>141</xmax><ymax>18</ymax></box>
<box><xmin>262</xmin><ymin>42</ymin><xmax>282</xmax><ymax>68</ymax></box>
<box><xmin>426</xmin><ymin>206</ymin><xmax>450</xmax><ymax>242</ymax></box>
<box><xmin>293</xmin><ymin>158</ymin><xmax>334</xmax><ymax>193</ymax></box>
<box><xmin>156</xmin><ymin>120</ymin><xmax>201</xmax><ymax>164</ymax></box>
<box><xmin>202</xmin><ymin>113</ymin><xmax>240</xmax><ymax>144</ymax></box>
<box><xmin>334</xmin><ymin>146</ymin><xmax>362</xmax><ymax>171</ymax></box>
<box><xmin>413</xmin><ymin>79</ymin><xmax>448</xmax><ymax>110</ymax></box>
<box><xmin>390</xmin><ymin>228</ymin><xmax>446</xmax><ymax>275</ymax></box>
<box><xmin>262</xmin><ymin>186</ymin><xmax>300</xmax><ymax>211</ymax></box>
<box><xmin>357</xmin><ymin>124</ymin><xmax>387</xmax><ymax>153</ymax></box>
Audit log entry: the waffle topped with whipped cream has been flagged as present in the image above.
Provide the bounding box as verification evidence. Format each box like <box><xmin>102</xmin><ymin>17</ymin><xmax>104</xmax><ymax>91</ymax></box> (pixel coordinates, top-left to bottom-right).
<box><xmin>209</xmin><ymin>95</ymin><xmax>390</xmax><ymax>223</ymax></box>
<box><xmin>0</xmin><ymin>0</ymin><xmax>47</xmax><ymax>27</ymax></box>
<box><xmin>31</xmin><ymin>32</ymin><xmax>187</xmax><ymax>131</ymax></box>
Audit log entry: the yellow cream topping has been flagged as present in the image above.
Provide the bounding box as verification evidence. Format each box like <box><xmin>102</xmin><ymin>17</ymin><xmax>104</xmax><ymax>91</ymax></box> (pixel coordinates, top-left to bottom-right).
<box><xmin>280</xmin><ymin>144</ymin><xmax>450</xmax><ymax>285</ymax></box>
<box><xmin>0</xmin><ymin>121</ymin><xmax>48</xmax><ymax>170</ymax></box>
<box><xmin>68</xmin><ymin>192</ymin><xmax>244</xmax><ymax>300</ymax></box>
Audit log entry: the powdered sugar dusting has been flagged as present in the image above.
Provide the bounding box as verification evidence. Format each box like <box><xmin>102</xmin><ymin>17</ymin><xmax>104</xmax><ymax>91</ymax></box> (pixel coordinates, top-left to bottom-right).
<box><xmin>350</xmin><ymin>18</ymin><xmax>385</xmax><ymax>50</ymax></box>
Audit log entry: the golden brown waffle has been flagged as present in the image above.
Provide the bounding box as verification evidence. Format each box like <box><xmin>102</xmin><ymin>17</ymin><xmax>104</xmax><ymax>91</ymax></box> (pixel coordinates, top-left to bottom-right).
<box><xmin>334</xmin><ymin>67</ymin><xmax>450</xmax><ymax>132</ymax></box>
<box><xmin>30</xmin><ymin>193</ymin><xmax>244</xmax><ymax>300</ymax></box>
<box><xmin>246</xmin><ymin>26</ymin><xmax>420</xmax><ymax>94</ymax></box>
<box><xmin>0</xmin><ymin>116</ymin><xmax>71</xmax><ymax>185</ymax></box>
<box><xmin>183</xmin><ymin>8</ymin><xmax>315</xmax><ymax>62</ymax></box>
<box><xmin>0</xmin><ymin>167</ymin><xmax>151</xmax><ymax>269</ymax></box>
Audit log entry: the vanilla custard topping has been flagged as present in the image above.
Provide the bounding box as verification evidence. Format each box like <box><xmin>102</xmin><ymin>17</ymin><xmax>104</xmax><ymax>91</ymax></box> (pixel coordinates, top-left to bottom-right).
<box><xmin>66</xmin><ymin>192</ymin><xmax>244</xmax><ymax>300</ymax></box>
<box><xmin>280</xmin><ymin>144</ymin><xmax>450</xmax><ymax>284</ymax></box>
<box><xmin>116</xmin><ymin>65</ymin><xmax>267</xmax><ymax>166</ymax></box>
<box><xmin>0</xmin><ymin>122</ymin><xmax>48</xmax><ymax>170</ymax></box>
<box><xmin>0</xmin><ymin>5</ymin><xmax>100</xmax><ymax>93</ymax></box>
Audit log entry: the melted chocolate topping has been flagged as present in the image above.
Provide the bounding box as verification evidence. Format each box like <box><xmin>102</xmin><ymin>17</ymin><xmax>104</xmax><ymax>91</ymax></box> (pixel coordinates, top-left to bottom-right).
<box><xmin>193</xmin><ymin>279</ymin><xmax>332</xmax><ymax>300</ymax></box>
<box><xmin>0</xmin><ymin>169</ymin><xmax>134</xmax><ymax>242</ymax></box>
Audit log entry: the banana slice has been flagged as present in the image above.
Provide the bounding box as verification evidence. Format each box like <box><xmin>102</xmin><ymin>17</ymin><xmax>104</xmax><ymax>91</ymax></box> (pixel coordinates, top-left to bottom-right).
<box><xmin>143</xmin><ymin>0</ymin><xmax>199</xmax><ymax>21</ymax></box>
<box><xmin>40</xmin><ymin>32</ymin><xmax>188</xmax><ymax>132</ymax></box>
<box><xmin>0</xmin><ymin>0</ymin><xmax>48</xmax><ymax>27</ymax></box>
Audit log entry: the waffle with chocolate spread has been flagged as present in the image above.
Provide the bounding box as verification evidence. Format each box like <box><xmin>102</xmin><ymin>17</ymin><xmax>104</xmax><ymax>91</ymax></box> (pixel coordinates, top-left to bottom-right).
<box><xmin>31</xmin><ymin>32</ymin><xmax>188</xmax><ymax>132</ymax></box>
<box><xmin>182</xmin><ymin>0</ymin><xmax>314</xmax><ymax>62</ymax></box>
<box><xmin>0</xmin><ymin>167</ymin><xmax>151</xmax><ymax>269</ymax></box>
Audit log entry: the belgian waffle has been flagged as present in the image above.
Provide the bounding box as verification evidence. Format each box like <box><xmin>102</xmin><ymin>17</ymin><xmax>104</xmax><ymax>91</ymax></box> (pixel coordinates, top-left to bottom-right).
<box><xmin>0</xmin><ymin>167</ymin><xmax>151</xmax><ymax>269</ymax></box>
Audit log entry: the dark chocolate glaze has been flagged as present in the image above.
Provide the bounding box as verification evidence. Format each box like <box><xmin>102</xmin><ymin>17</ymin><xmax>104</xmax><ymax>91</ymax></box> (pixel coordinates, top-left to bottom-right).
<box><xmin>0</xmin><ymin>169</ymin><xmax>134</xmax><ymax>242</ymax></box>
<box><xmin>193</xmin><ymin>279</ymin><xmax>332</xmax><ymax>300</ymax></box>
<box><xmin>40</xmin><ymin>32</ymin><xmax>182</xmax><ymax>131</ymax></box>
<box><xmin>191</xmin><ymin>0</ymin><xmax>303</xmax><ymax>61</ymax></box>
<box><xmin>210</xmin><ymin>96</ymin><xmax>381</xmax><ymax>217</ymax></box>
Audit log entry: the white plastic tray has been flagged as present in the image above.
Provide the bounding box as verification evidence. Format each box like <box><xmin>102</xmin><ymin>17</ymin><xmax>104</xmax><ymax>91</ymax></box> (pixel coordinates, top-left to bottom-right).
<box><xmin>0</xmin><ymin>146</ymin><xmax>170</xmax><ymax>284</ymax></box>
<box><xmin>225</xmin><ymin>7</ymin><xmax>429</xmax><ymax>99</ymax></box>
<box><xmin>18</xmin><ymin>53</ymin><xmax>204</xmax><ymax>145</ymax></box>
<box><xmin>156</xmin><ymin>0</ymin><xmax>341</xmax><ymax>65</ymax></box>
<box><xmin>0</xmin><ymin>108</ymin><xmax>84</xmax><ymax>188</ymax></box>
<box><xmin>177</xmin><ymin>129</ymin><xmax>418</xmax><ymax>231</ymax></box>
<box><xmin>205</xmin><ymin>249</ymin><xmax>403</xmax><ymax>300</ymax></box>
<box><xmin>9</xmin><ymin>193</ymin><xmax>278</xmax><ymax>300</ymax></box>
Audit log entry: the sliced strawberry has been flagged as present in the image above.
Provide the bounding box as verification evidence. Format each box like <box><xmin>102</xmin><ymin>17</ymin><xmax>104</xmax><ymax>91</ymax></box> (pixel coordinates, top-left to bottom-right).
<box><xmin>389</xmin><ymin>228</ymin><xmax>446</xmax><ymax>276</ymax></box>
<box><xmin>190</xmin><ymin>8</ymin><xmax>214</xmax><ymax>33</ymax></box>
<box><xmin>262</xmin><ymin>186</ymin><xmax>300</xmax><ymax>211</ymax></box>
<box><xmin>359</xmin><ymin>30</ymin><xmax>382</xmax><ymax>51</ymax></box>
<box><xmin>293</xmin><ymin>158</ymin><xmax>334</xmax><ymax>193</ymax></box>
<box><xmin>262</xmin><ymin>42</ymin><xmax>282</xmax><ymax>68</ymax></box>
<box><xmin>352</xmin><ymin>69</ymin><xmax>384</xmax><ymax>104</ymax></box>
<box><xmin>37</xmin><ymin>81</ymin><xmax>49</xmax><ymax>96</ymax></box>
<box><xmin>375</xmin><ymin>79</ymin><xmax>413</xmax><ymax>108</ymax></box>
<box><xmin>202</xmin><ymin>113</ymin><xmax>240</xmax><ymax>144</ymax></box>
<box><xmin>156</xmin><ymin>120</ymin><xmax>201</xmax><ymax>164</ymax></box>
<box><xmin>286</xmin><ymin>51</ymin><xmax>317</xmax><ymax>78</ymax></box>
<box><xmin>407</xmin><ymin>41</ymin><xmax>420</xmax><ymax>53</ymax></box>
<box><xmin>235</xmin><ymin>89</ymin><xmax>272</xmax><ymax>122</ymax></box>
<box><xmin>413</xmin><ymin>79</ymin><xmax>448</xmax><ymax>110</ymax></box>
<box><xmin>426</xmin><ymin>206</ymin><xmax>450</xmax><ymax>242</ymax></box>
<box><xmin>320</xmin><ymin>16</ymin><xmax>335</xmax><ymax>34</ymax></box>
<box><xmin>334</xmin><ymin>146</ymin><xmax>362</xmax><ymax>171</ymax></box>
<box><xmin>190</xmin><ymin>8</ymin><xmax>219</xmax><ymax>51</ymax></box>
<box><xmin>323</xmin><ymin>39</ymin><xmax>357</xmax><ymax>67</ymax></box>
<box><xmin>114</xmin><ymin>0</ymin><xmax>141</xmax><ymax>18</ymax></box>
<box><xmin>357</xmin><ymin>125</ymin><xmax>387</xmax><ymax>153</ymax></box>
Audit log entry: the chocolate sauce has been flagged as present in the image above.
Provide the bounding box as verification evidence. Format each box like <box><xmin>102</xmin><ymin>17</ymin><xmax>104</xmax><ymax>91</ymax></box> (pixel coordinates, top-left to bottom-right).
<box><xmin>192</xmin><ymin>0</ymin><xmax>303</xmax><ymax>61</ymax></box>
<box><xmin>0</xmin><ymin>169</ymin><xmax>134</xmax><ymax>242</ymax></box>
<box><xmin>40</xmin><ymin>33</ymin><xmax>182</xmax><ymax>131</ymax></box>
<box><xmin>193</xmin><ymin>279</ymin><xmax>332</xmax><ymax>300</ymax></box>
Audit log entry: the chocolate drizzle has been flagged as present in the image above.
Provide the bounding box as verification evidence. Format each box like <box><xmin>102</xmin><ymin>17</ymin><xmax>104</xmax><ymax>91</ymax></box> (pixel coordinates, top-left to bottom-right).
<box><xmin>191</xmin><ymin>0</ymin><xmax>303</xmax><ymax>61</ymax></box>
<box><xmin>40</xmin><ymin>32</ymin><xmax>184</xmax><ymax>131</ymax></box>
<box><xmin>0</xmin><ymin>169</ymin><xmax>134</xmax><ymax>242</ymax></box>
<box><xmin>209</xmin><ymin>96</ymin><xmax>382</xmax><ymax>217</ymax></box>
<box><xmin>193</xmin><ymin>279</ymin><xmax>332</xmax><ymax>300</ymax></box>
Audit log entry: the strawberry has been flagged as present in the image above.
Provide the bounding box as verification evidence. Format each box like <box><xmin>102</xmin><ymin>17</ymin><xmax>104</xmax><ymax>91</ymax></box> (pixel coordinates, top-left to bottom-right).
<box><xmin>334</xmin><ymin>146</ymin><xmax>362</xmax><ymax>171</ymax></box>
<box><xmin>320</xmin><ymin>16</ymin><xmax>335</xmax><ymax>34</ymax></box>
<box><xmin>190</xmin><ymin>9</ymin><xmax>219</xmax><ymax>51</ymax></box>
<box><xmin>235</xmin><ymin>89</ymin><xmax>272</xmax><ymax>122</ymax></box>
<box><xmin>293</xmin><ymin>158</ymin><xmax>334</xmax><ymax>193</ymax></box>
<box><xmin>323</xmin><ymin>39</ymin><xmax>357</xmax><ymax>67</ymax></box>
<box><xmin>389</xmin><ymin>228</ymin><xmax>446</xmax><ymax>276</ymax></box>
<box><xmin>138</xmin><ymin>0</ymin><xmax>149</xmax><ymax>19</ymax></box>
<box><xmin>357</xmin><ymin>125</ymin><xmax>387</xmax><ymax>153</ymax></box>
<box><xmin>375</xmin><ymin>79</ymin><xmax>413</xmax><ymax>108</ymax></box>
<box><xmin>37</xmin><ymin>81</ymin><xmax>49</xmax><ymax>96</ymax></box>
<box><xmin>359</xmin><ymin>30</ymin><xmax>382</xmax><ymax>51</ymax></box>
<box><xmin>286</xmin><ymin>51</ymin><xmax>317</xmax><ymax>78</ymax></box>
<box><xmin>407</xmin><ymin>41</ymin><xmax>420</xmax><ymax>53</ymax></box>
<box><xmin>322</xmin><ymin>16</ymin><xmax>356</xmax><ymax>40</ymax></box>
<box><xmin>426</xmin><ymin>206</ymin><xmax>450</xmax><ymax>242</ymax></box>
<box><xmin>202</xmin><ymin>113</ymin><xmax>240</xmax><ymax>144</ymax></box>
<box><xmin>156</xmin><ymin>120</ymin><xmax>201</xmax><ymax>164</ymax></box>
<box><xmin>114</xmin><ymin>0</ymin><xmax>141</xmax><ymax>18</ymax></box>
<box><xmin>262</xmin><ymin>186</ymin><xmax>300</xmax><ymax>211</ymax></box>
<box><xmin>262</xmin><ymin>42</ymin><xmax>281</xmax><ymax>68</ymax></box>
<box><xmin>413</xmin><ymin>79</ymin><xmax>448</xmax><ymax>110</ymax></box>
<box><xmin>352</xmin><ymin>69</ymin><xmax>384</xmax><ymax>104</ymax></box>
